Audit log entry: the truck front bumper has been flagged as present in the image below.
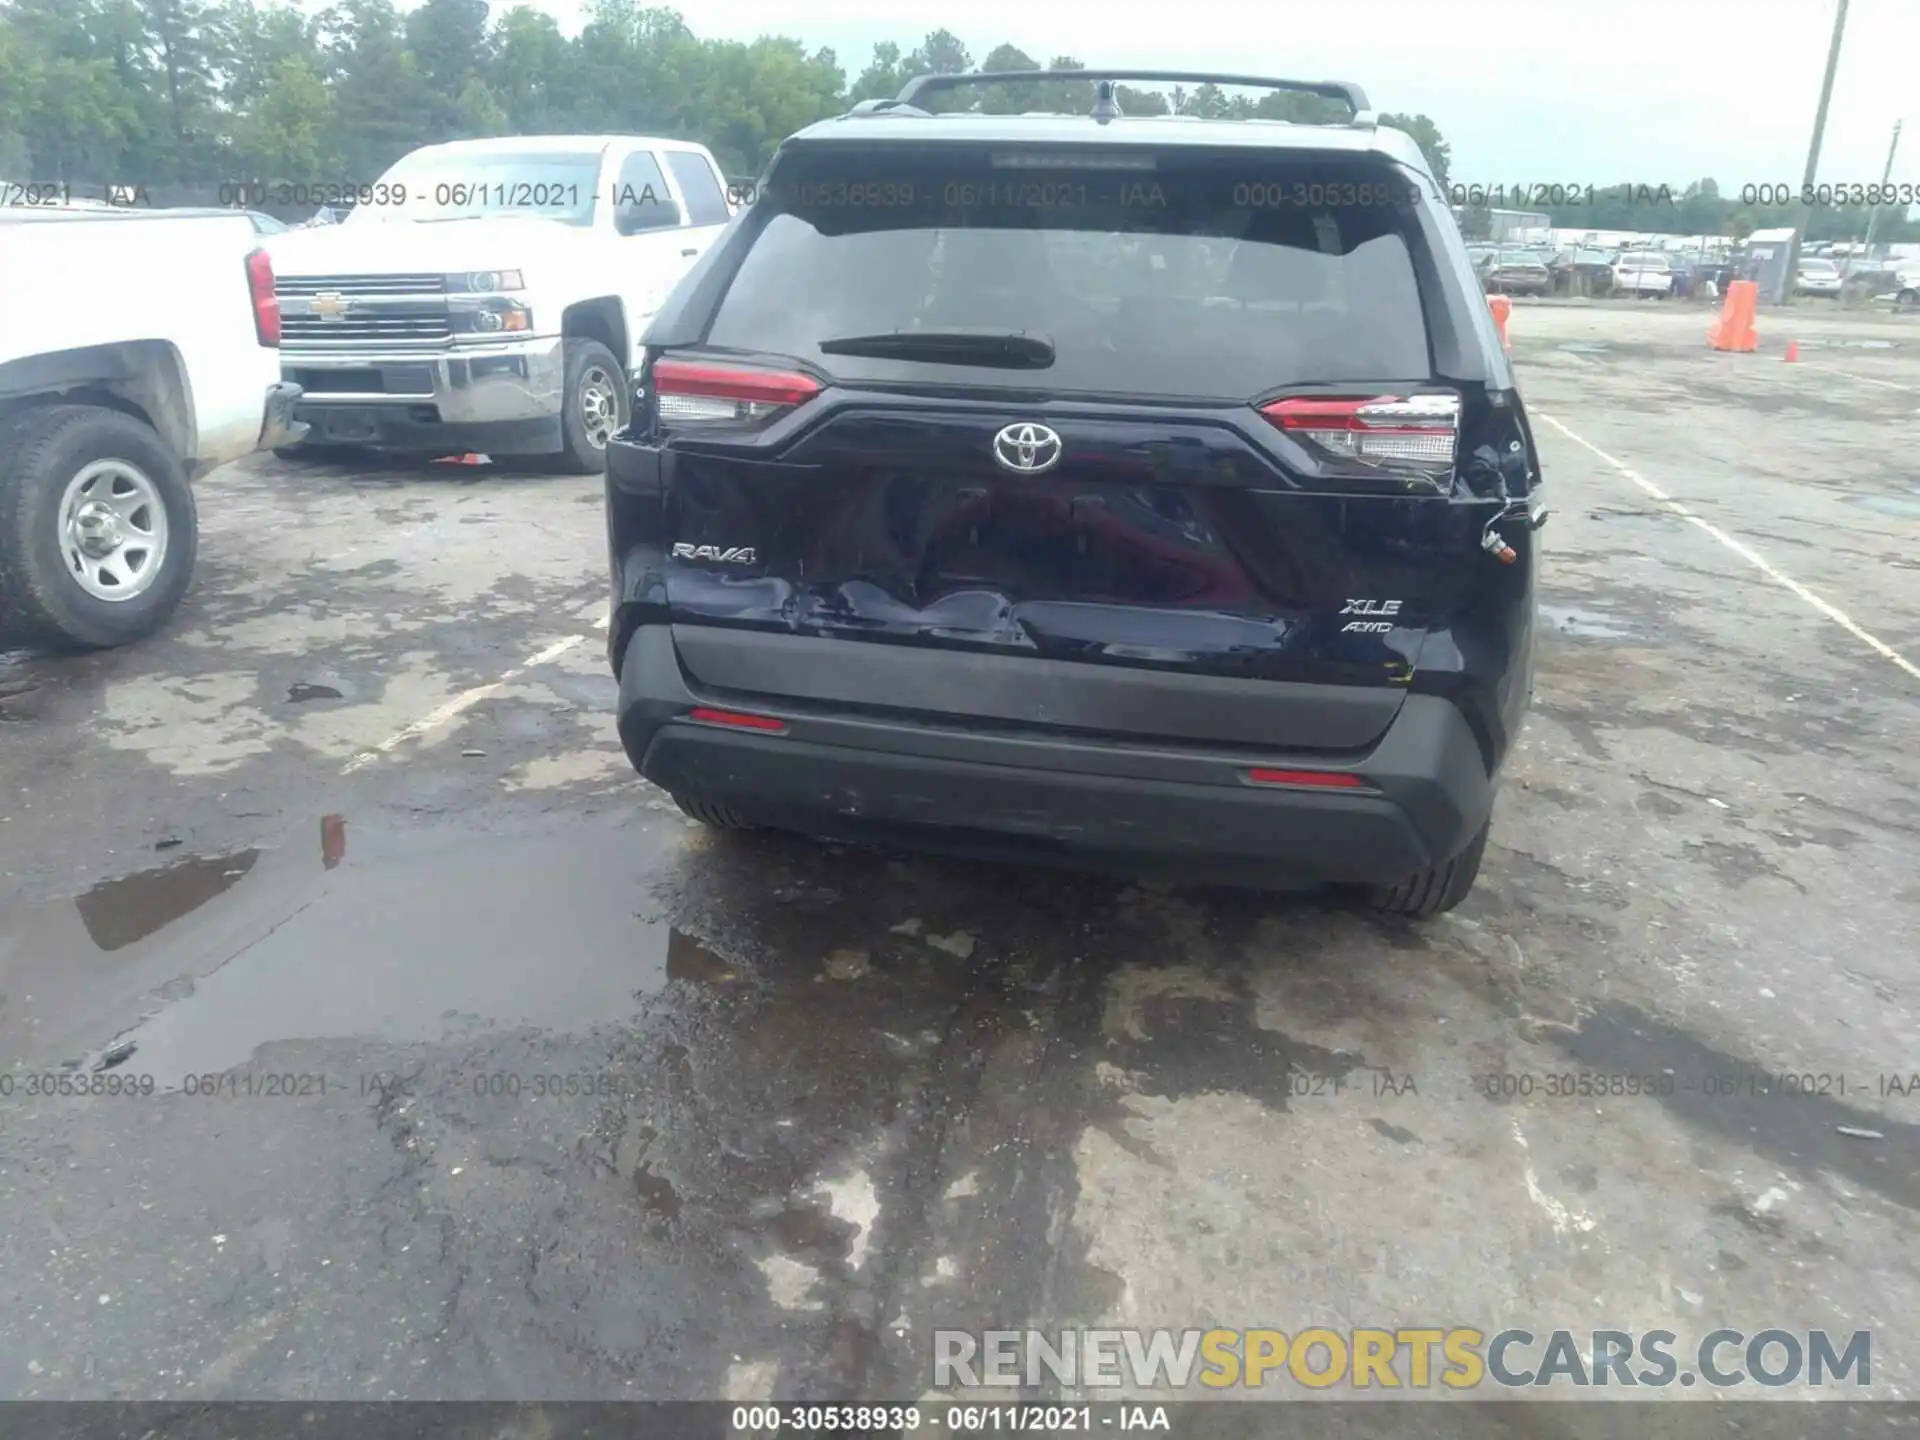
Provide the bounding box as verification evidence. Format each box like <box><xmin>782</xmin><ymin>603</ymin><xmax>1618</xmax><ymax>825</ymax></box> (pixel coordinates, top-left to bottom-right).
<box><xmin>280</xmin><ymin>337</ymin><xmax>566</xmax><ymax>455</ymax></box>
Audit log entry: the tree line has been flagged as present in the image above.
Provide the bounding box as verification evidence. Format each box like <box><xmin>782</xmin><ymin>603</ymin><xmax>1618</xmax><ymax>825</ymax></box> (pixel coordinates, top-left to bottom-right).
<box><xmin>0</xmin><ymin>0</ymin><xmax>1911</xmax><ymax>243</ymax></box>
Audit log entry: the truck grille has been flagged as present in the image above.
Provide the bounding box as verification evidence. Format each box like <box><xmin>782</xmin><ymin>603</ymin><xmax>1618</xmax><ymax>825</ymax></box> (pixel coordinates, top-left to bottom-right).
<box><xmin>276</xmin><ymin>273</ymin><xmax>447</xmax><ymax>297</ymax></box>
<box><xmin>280</xmin><ymin>304</ymin><xmax>453</xmax><ymax>349</ymax></box>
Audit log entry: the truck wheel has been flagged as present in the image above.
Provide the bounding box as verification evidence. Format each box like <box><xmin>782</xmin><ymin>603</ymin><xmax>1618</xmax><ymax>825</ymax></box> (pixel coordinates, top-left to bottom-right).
<box><xmin>1364</xmin><ymin>820</ymin><xmax>1490</xmax><ymax>920</ymax></box>
<box><xmin>556</xmin><ymin>338</ymin><xmax>627</xmax><ymax>474</ymax></box>
<box><xmin>0</xmin><ymin>404</ymin><xmax>197</xmax><ymax>650</ymax></box>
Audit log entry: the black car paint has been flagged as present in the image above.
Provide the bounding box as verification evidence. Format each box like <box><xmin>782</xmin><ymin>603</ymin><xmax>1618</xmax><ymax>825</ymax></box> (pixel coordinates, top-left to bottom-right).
<box><xmin>605</xmin><ymin>124</ymin><xmax>1541</xmax><ymax>886</ymax></box>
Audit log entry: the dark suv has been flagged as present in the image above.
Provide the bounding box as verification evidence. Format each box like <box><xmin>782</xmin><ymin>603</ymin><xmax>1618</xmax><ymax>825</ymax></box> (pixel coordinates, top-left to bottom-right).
<box><xmin>605</xmin><ymin>70</ymin><xmax>1545</xmax><ymax>917</ymax></box>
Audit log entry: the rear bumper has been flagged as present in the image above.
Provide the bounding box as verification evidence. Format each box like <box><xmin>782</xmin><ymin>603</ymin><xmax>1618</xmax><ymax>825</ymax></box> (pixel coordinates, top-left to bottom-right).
<box><xmin>614</xmin><ymin>625</ymin><xmax>1497</xmax><ymax>885</ymax></box>
<box><xmin>258</xmin><ymin>381</ymin><xmax>308</xmax><ymax>452</ymax></box>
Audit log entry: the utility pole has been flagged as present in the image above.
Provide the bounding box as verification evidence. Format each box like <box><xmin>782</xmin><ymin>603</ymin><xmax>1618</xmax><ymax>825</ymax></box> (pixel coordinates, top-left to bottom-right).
<box><xmin>1783</xmin><ymin>0</ymin><xmax>1849</xmax><ymax>304</ymax></box>
<box><xmin>1860</xmin><ymin>119</ymin><xmax>1904</xmax><ymax>261</ymax></box>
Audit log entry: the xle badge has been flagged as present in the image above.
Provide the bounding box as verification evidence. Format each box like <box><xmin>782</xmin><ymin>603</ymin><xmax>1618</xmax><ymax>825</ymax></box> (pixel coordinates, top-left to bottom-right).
<box><xmin>672</xmin><ymin>543</ymin><xmax>757</xmax><ymax>564</ymax></box>
<box><xmin>1340</xmin><ymin>598</ymin><xmax>1402</xmax><ymax>634</ymax></box>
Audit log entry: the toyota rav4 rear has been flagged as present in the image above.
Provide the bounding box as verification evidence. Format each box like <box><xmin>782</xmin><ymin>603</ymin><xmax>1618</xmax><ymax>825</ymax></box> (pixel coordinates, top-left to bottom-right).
<box><xmin>605</xmin><ymin>71</ymin><xmax>1544</xmax><ymax>916</ymax></box>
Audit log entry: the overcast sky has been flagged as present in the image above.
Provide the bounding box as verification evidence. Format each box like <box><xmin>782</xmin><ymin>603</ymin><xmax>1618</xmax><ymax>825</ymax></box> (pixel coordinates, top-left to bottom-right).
<box><xmin>497</xmin><ymin>0</ymin><xmax>1914</xmax><ymax>188</ymax></box>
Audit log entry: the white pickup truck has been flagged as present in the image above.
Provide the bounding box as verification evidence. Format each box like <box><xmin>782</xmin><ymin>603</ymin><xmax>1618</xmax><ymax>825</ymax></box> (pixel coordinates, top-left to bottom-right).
<box><xmin>267</xmin><ymin>134</ymin><xmax>735</xmax><ymax>471</ymax></box>
<box><xmin>0</xmin><ymin>207</ymin><xmax>305</xmax><ymax>648</ymax></box>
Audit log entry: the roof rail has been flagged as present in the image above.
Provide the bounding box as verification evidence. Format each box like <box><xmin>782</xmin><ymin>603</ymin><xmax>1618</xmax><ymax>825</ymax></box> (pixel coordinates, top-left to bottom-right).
<box><xmin>846</xmin><ymin>97</ymin><xmax>931</xmax><ymax>118</ymax></box>
<box><xmin>893</xmin><ymin>69</ymin><xmax>1370</xmax><ymax>117</ymax></box>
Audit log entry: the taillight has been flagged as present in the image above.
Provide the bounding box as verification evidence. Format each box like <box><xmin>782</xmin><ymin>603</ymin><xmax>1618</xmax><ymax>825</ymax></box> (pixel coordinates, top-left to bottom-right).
<box><xmin>245</xmin><ymin>248</ymin><xmax>280</xmax><ymax>347</ymax></box>
<box><xmin>652</xmin><ymin>359</ymin><xmax>820</xmax><ymax>430</ymax></box>
<box><xmin>1259</xmin><ymin>393</ymin><xmax>1460</xmax><ymax>480</ymax></box>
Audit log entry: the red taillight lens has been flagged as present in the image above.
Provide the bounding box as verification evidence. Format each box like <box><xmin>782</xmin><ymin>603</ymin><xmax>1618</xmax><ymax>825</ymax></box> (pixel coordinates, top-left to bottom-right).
<box><xmin>1260</xmin><ymin>393</ymin><xmax>1460</xmax><ymax>477</ymax></box>
<box><xmin>245</xmin><ymin>248</ymin><xmax>280</xmax><ymax>347</ymax></box>
<box><xmin>652</xmin><ymin>360</ymin><xmax>820</xmax><ymax>429</ymax></box>
<box><xmin>1245</xmin><ymin>768</ymin><xmax>1367</xmax><ymax>789</ymax></box>
<box><xmin>688</xmin><ymin>706</ymin><xmax>788</xmax><ymax>733</ymax></box>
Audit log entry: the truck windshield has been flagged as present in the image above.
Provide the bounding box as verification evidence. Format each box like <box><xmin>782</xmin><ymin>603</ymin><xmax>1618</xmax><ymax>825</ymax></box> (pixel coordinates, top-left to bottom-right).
<box><xmin>354</xmin><ymin>152</ymin><xmax>604</xmax><ymax>226</ymax></box>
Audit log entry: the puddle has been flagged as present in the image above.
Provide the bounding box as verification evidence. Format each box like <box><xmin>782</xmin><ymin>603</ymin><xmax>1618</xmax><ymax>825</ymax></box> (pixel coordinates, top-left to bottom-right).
<box><xmin>287</xmin><ymin>682</ymin><xmax>341</xmax><ymax>704</ymax></box>
<box><xmin>0</xmin><ymin>813</ymin><xmax>678</xmax><ymax>1082</ymax></box>
<box><xmin>1846</xmin><ymin>494</ymin><xmax>1920</xmax><ymax>519</ymax></box>
<box><xmin>74</xmin><ymin>851</ymin><xmax>260</xmax><ymax>951</ymax></box>
<box><xmin>1539</xmin><ymin>604</ymin><xmax>1637</xmax><ymax>640</ymax></box>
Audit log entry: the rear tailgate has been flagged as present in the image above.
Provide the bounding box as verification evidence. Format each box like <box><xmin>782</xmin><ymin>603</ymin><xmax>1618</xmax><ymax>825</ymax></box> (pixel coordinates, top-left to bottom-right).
<box><xmin>626</xmin><ymin>140</ymin><xmax>1523</xmax><ymax>752</ymax></box>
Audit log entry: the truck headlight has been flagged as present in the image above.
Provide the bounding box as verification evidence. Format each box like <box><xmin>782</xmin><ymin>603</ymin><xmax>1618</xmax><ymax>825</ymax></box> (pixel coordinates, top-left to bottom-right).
<box><xmin>455</xmin><ymin>298</ymin><xmax>533</xmax><ymax>334</ymax></box>
<box><xmin>450</xmin><ymin>270</ymin><xmax>524</xmax><ymax>293</ymax></box>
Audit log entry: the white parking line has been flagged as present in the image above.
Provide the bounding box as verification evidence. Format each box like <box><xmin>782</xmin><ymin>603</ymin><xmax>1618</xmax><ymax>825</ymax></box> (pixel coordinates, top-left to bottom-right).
<box><xmin>1790</xmin><ymin>360</ymin><xmax>1913</xmax><ymax>392</ymax></box>
<box><xmin>339</xmin><ymin>634</ymin><xmax>587</xmax><ymax>773</ymax></box>
<box><xmin>1537</xmin><ymin>412</ymin><xmax>1920</xmax><ymax>683</ymax></box>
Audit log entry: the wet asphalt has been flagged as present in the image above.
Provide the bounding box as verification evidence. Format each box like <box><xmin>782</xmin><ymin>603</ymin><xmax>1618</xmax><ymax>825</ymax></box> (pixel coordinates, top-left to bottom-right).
<box><xmin>0</xmin><ymin>302</ymin><xmax>1917</xmax><ymax>1407</ymax></box>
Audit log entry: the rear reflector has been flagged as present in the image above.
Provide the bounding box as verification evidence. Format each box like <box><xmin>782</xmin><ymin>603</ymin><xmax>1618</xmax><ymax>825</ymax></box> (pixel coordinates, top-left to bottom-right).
<box><xmin>688</xmin><ymin>706</ymin><xmax>788</xmax><ymax>733</ymax></box>
<box><xmin>1260</xmin><ymin>393</ymin><xmax>1460</xmax><ymax>471</ymax></box>
<box><xmin>653</xmin><ymin>360</ymin><xmax>820</xmax><ymax>428</ymax></box>
<box><xmin>1245</xmin><ymin>768</ymin><xmax>1367</xmax><ymax>789</ymax></box>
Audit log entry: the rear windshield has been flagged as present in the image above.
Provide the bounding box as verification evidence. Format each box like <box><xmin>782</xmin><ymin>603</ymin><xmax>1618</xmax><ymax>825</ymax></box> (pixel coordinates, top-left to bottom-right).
<box><xmin>704</xmin><ymin>148</ymin><xmax>1435</xmax><ymax>398</ymax></box>
<box><xmin>1620</xmin><ymin>252</ymin><xmax>1670</xmax><ymax>269</ymax></box>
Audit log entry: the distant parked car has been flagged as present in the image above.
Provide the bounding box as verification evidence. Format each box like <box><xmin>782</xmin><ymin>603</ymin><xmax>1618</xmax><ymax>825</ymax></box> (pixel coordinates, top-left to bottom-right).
<box><xmin>1612</xmin><ymin>250</ymin><xmax>1673</xmax><ymax>298</ymax></box>
<box><xmin>148</xmin><ymin>206</ymin><xmax>287</xmax><ymax>237</ymax></box>
<box><xmin>1866</xmin><ymin>268</ymin><xmax>1920</xmax><ymax>312</ymax></box>
<box><xmin>1484</xmin><ymin>247</ymin><xmax>1551</xmax><ymax>295</ymax></box>
<box><xmin>1550</xmin><ymin>247</ymin><xmax>1615</xmax><ymax>296</ymax></box>
<box><xmin>1794</xmin><ymin>258</ymin><xmax>1844</xmax><ymax>297</ymax></box>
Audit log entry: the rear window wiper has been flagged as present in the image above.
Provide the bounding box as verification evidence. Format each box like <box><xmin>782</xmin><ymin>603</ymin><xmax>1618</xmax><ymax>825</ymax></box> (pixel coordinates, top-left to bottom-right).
<box><xmin>817</xmin><ymin>329</ymin><xmax>1056</xmax><ymax>368</ymax></box>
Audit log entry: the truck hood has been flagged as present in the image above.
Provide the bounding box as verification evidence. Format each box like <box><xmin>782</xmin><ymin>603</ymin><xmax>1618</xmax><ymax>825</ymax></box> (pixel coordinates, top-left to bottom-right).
<box><xmin>265</xmin><ymin>216</ymin><xmax>582</xmax><ymax>276</ymax></box>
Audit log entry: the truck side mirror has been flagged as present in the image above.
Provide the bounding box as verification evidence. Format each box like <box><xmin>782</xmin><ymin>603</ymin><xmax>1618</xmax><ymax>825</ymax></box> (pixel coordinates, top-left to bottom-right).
<box><xmin>616</xmin><ymin>197</ymin><xmax>683</xmax><ymax>236</ymax></box>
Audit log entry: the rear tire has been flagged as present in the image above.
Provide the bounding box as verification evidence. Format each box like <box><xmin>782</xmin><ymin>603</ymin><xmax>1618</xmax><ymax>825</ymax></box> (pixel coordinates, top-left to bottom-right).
<box><xmin>0</xmin><ymin>404</ymin><xmax>197</xmax><ymax>650</ymax></box>
<box><xmin>1365</xmin><ymin>820</ymin><xmax>1490</xmax><ymax>919</ymax></box>
<box><xmin>672</xmin><ymin>793</ymin><xmax>756</xmax><ymax>831</ymax></box>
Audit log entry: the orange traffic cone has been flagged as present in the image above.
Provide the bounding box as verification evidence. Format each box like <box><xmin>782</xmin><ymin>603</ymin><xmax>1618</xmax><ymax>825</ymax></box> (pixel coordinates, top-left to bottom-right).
<box><xmin>1783</xmin><ymin>340</ymin><xmax>1799</xmax><ymax>363</ymax></box>
<box><xmin>1487</xmin><ymin>294</ymin><xmax>1512</xmax><ymax>354</ymax></box>
<box><xmin>1708</xmin><ymin>280</ymin><xmax>1759</xmax><ymax>352</ymax></box>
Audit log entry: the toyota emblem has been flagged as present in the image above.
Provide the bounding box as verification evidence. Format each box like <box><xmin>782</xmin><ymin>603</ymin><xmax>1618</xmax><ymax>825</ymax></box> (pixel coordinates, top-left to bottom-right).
<box><xmin>992</xmin><ymin>422</ymin><xmax>1063</xmax><ymax>474</ymax></box>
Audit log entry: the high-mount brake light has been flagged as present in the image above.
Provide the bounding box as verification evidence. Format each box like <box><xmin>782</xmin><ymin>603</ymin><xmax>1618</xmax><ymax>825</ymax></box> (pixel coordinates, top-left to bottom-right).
<box><xmin>652</xmin><ymin>360</ymin><xmax>820</xmax><ymax>429</ymax></box>
<box><xmin>1260</xmin><ymin>393</ymin><xmax>1461</xmax><ymax>474</ymax></box>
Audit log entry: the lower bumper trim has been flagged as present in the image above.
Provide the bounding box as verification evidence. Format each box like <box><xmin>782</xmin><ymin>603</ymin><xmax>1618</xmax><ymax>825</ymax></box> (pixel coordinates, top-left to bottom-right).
<box><xmin>615</xmin><ymin>625</ymin><xmax>1496</xmax><ymax>886</ymax></box>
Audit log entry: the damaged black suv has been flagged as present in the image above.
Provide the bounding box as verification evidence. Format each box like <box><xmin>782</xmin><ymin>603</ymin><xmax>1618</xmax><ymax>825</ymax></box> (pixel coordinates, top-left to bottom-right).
<box><xmin>605</xmin><ymin>69</ymin><xmax>1545</xmax><ymax>916</ymax></box>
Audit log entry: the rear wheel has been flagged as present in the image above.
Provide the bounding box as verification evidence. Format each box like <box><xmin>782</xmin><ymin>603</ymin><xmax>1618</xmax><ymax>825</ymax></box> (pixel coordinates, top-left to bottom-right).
<box><xmin>1899</xmin><ymin>289</ymin><xmax>1919</xmax><ymax>311</ymax></box>
<box><xmin>0</xmin><ymin>404</ymin><xmax>196</xmax><ymax>650</ymax></box>
<box><xmin>671</xmin><ymin>793</ymin><xmax>756</xmax><ymax>830</ymax></box>
<box><xmin>1365</xmin><ymin>819</ymin><xmax>1489</xmax><ymax>919</ymax></box>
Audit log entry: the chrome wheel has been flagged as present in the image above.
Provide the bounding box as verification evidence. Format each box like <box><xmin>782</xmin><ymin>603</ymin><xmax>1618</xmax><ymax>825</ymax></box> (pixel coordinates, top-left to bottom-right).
<box><xmin>59</xmin><ymin>459</ymin><xmax>170</xmax><ymax>602</ymax></box>
<box><xmin>578</xmin><ymin>364</ymin><xmax>622</xmax><ymax>450</ymax></box>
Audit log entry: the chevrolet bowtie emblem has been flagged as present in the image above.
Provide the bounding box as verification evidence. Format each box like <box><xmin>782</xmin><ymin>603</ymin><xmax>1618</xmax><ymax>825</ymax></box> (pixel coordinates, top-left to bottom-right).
<box><xmin>312</xmin><ymin>292</ymin><xmax>351</xmax><ymax>320</ymax></box>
